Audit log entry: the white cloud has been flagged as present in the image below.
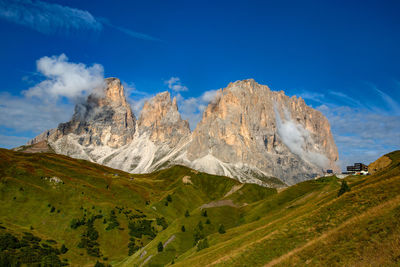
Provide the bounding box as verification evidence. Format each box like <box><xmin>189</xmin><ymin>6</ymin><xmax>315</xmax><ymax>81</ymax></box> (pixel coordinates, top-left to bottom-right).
<box><xmin>129</xmin><ymin>95</ymin><xmax>153</xmax><ymax>117</ymax></box>
<box><xmin>174</xmin><ymin>89</ymin><xmax>222</xmax><ymax>130</ymax></box>
<box><xmin>274</xmin><ymin>104</ymin><xmax>329</xmax><ymax>169</ymax></box>
<box><xmin>201</xmin><ymin>89</ymin><xmax>221</xmax><ymax>103</ymax></box>
<box><xmin>165</xmin><ymin>77</ymin><xmax>188</xmax><ymax>92</ymax></box>
<box><xmin>24</xmin><ymin>54</ymin><xmax>105</xmax><ymax>101</ymax></box>
<box><xmin>0</xmin><ymin>54</ymin><xmax>105</xmax><ymax>148</ymax></box>
<box><xmin>0</xmin><ymin>0</ymin><xmax>102</xmax><ymax>34</ymax></box>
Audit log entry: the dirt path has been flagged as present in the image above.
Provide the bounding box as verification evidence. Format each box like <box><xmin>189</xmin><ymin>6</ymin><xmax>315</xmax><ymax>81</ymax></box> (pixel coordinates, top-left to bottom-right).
<box><xmin>164</xmin><ymin>234</ymin><xmax>176</xmax><ymax>248</ymax></box>
<box><xmin>200</xmin><ymin>199</ymin><xmax>238</xmax><ymax>209</ymax></box>
<box><xmin>140</xmin><ymin>255</ymin><xmax>153</xmax><ymax>267</ymax></box>
<box><xmin>224</xmin><ymin>184</ymin><xmax>244</xmax><ymax>197</ymax></box>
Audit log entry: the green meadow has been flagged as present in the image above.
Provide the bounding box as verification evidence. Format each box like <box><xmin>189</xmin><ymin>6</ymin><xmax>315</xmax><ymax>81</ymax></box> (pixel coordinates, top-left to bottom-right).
<box><xmin>0</xmin><ymin>148</ymin><xmax>399</xmax><ymax>266</ymax></box>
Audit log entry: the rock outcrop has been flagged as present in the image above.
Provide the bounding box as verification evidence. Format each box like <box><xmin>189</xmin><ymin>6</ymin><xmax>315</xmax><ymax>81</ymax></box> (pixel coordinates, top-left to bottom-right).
<box><xmin>185</xmin><ymin>79</ymin><xmax>339</xmax><ymax>185</ymax></box>
<box><xmin>27</xmin><ymin>78</ymin><xmax>339</xmax><ymax>187</ymax></box>
<box><xmin>138</xmin><ymin>91</ymin><xmax>190</xmax><ymax>146</ymax></box>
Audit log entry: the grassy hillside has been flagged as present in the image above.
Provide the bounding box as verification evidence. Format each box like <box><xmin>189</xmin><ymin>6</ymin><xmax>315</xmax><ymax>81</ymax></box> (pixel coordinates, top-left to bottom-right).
<box><xmin>0</xmin><ymin>148</ymin><xmax>272</xmax><ymax>266</ymax></box>
<box><xmin>1</xmin><ymin>148</ymin><xmax>399</xmax><ymax>266</ymax></box>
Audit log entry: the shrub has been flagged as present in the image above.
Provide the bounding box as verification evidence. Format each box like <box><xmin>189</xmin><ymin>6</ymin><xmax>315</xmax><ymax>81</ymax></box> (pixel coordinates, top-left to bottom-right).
<box><xmin>167</xmin><ymin>194</ymin><xmax>172</xmax><ymax>202</ymax></box>
<box><xmin>197</xmin><ymin>238</ymin><xmax>209</xmax><ymax>251</ymax></box>
<box><xmin>198</xmin><ymin>221</ymin><xmax>203</xmax><ymax>231</ymax></box>
<box><xmin>181</xmin><ymin>225</ymin><xmax>186</xmax><ymax>232</ymax></box>
<box><xmin>156</xmin><ymin>217</ymin><xmax>168</xmax><ymax>230</ymax></box>
<box><xmin>193</xmin><ymin>229</ymin><xmax>205</xmax><ymax>245</ymax></box>
<box><xmin>202</xmin><ymin>210</ymin><xmax>208</xmax><ymax>217</ymax></box>
<box><xmin>206</xmin><ymin>219</ymin><xmax>211</xmax><ymax>224</ymax></box>
<box><xmin>185</xmin><ymin>210</ymin><xmax>190</xmax><ymax>217</ymax></box>
<box><xmin>128</xmin><ymin>220</ymin><xmax>156</xmax><ymax>239</ymax></box>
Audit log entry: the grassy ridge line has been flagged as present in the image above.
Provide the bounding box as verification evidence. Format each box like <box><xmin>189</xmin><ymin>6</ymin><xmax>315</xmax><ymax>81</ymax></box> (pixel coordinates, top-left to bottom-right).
<box><xmin>172</xmin><ymin>151</ymin><xmax>400</xmax><ymax>266</ymax></box>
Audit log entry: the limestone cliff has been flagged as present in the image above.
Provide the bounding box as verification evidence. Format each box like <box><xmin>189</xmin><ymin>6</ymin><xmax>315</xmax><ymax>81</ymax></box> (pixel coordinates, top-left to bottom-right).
<box><xmin>138</xmin><ymin>91</ymin><xmax>190</xmax><ymax>147</ymax></box>
<box><xmin>186</xmin><ymin>79</ymin><xmax>339</xmax><ymax>185</ymax></box>
<box><xmin>27</xmin><ymin>78</ymin><xmax>339</xmax><ymax>187</ymax></box>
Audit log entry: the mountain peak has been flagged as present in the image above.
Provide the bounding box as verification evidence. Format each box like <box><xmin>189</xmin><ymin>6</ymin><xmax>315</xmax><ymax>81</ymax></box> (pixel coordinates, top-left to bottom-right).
<box><xmin>138</xmin><ymin>91</ymin><xmax>190</xmax><ymax>145</ymax></box>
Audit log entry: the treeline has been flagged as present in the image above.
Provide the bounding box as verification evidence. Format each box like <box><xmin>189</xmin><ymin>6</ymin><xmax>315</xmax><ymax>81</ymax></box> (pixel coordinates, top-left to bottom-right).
<box><xmin>0</xmin><ymin>230</ymin><xmax>68</xmax><ymax>266</ymax></box>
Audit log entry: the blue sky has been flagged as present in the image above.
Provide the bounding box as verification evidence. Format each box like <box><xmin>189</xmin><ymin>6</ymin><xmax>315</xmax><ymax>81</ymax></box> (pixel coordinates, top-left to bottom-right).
<box><xmin>0</xmin><ymin>0</ymin><xmax>399</xmax><ymax>169</ymax></box>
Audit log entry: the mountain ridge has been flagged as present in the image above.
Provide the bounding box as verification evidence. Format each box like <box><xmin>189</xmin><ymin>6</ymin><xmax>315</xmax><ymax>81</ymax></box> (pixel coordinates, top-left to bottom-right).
<box><xmin>25</xmin><ymin>78</ymin><xmax>339</xmax><ymax>186</ymax></box>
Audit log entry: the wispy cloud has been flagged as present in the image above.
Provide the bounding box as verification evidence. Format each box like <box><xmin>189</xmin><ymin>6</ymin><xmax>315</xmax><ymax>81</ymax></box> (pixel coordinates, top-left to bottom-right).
<box><xmin>295</xmin><ymin>84</ymin><xmax>400</xmax><ymax>169</ymax></box>
<box><xmin>0</xmin><ymin>0</ymin><xmax>101</xmax><ymax>34</ymax></box>
<box><xmin>0</xmin><ymin>0</ymin><xmax>160</xmax><ymax>41</ymax></box>
<box><xmin>99</xmin><ymin>18</ymin><xmax>162</xmax><ymax>42</ymax></box>
<box><xmin>0</xmin><ymin>92</ymin><xmax>73</xmax><ymax>134</ymax></box>
<box><xmin>368</xmin><ymin>84</ymin><xmax>400</xmax><ymax>114</ymax></box>
<box><xmin>165</xmin><ymin>77</ymin><xmax>188</xmax><ymax>92</ymax></box>
<box><xmin>174</xmin><ymin>89</ymin><xmax>221</xmax><ymax>130</ymax></box>
<box><xmin>0</xmin><ymin>134</ymin><xmax>31</xmax><ymax>148</ymax></box>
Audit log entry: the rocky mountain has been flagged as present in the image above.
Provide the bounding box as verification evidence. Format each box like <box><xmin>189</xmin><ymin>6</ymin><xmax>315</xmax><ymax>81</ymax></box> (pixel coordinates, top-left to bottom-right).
<box><xmin>26</xmin><ymin>78</ymin><xmax>339</xmax><ymax>186</ymax></box>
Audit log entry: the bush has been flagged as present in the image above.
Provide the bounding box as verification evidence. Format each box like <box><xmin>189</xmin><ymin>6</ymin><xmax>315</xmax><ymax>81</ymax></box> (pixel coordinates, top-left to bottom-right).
<box><xmin>205</xmin><ymin>219</ymin><xmax>211</xmax><ymax>224</ymax></box>
<box><xmin>338</xmin><ymin>180</ymin><xmax>350</xmax><ymax>197</ymax></box>
<box><xmin>193</xmin><ymin>229</ymin><xmax>205</xmax><ymax>245</ymax></box>
<box><xmin>197</xmin><ymin>238</ymin><xmax>209</xmax><ymax>251</ymax></box>
<box><xmin>167</xmin><ymin>194</ymin><xmax>172</xmax><ymax>202</ymax></box>
<box><xmin>181</xmin><ymin>225</ymin><xmax>186</xmax><ymax>232</ymax></box>
<box><xmin>128</xmin><ymin>220</ymin><xmax>157</xmax><ymax>239</ymax></box>
<box><xmin>156</xmin><ymin>217</ymin><xmax>168</xmax><ymax>230</ymax></box>
<box><xmin>157</xmin><ymin>242</ymin><xmax>163</xmax><ymax>252</ymax></box>
<box><xmin>202</xmin><ymin>210</ymin><xmax>208</xmax><ymax>217</ymax></box>
<box><xmin>105</xmin><ymin>210</ymin><xmax>119</xmax><ymax>231</ymax></box>
<box><xmin>185</xmin><ymin>210</ymin><xmax>190</xmax><ymax>217</ymax></box>
<box><xmin>198</xmin><ymin>221</ymin><xmax>203</xmax><ymax>231</ymax></box>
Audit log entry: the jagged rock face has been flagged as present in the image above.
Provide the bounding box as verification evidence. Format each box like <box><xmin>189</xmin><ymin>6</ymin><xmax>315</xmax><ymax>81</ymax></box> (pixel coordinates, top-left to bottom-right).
<box><xmin>60</xmin><ymin>77</ymin><xmax>136</xmax><ymax>148</ymax></box>
<box><xmin>29</xmin><ymin>78</ymin><xmax>136</xmax><ymax>149</ymax></box>
<box><xmin>186</xmin><ymin>79</ymin><xmax>339</xmax><ymax>185</ymax></box>
<box><xmin>28</xmin><ymin>78</ymin><xmax>339</xmax><ymax>187</ymax></box>
<box><xmin>138</xmin><ymin>92</ymin><xmax>191</xmax><ymax>147</ymax></box>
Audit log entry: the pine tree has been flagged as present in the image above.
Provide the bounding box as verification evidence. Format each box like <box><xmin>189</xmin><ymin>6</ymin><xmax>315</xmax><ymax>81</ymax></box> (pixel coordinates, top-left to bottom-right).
<box><xmin>60</xmin><ymin>244</ymin><xmax>68</xmax><ymax>254</ymax></box>
<box><xmin>181</xmin><ymin>225</ymin><xmax>186</xmax><ymax>232</ymax></box>
<box><xmin>157</xmin><ymin>242</ymin><xmax>163</xmax><ymax>252</ymax></box>
<box><xmin>218</xmin><ymin>224</ymin><xmax>226</xmax><ymax>234</ymax></box>
<box><xmin>338</xmin><ymin>180</ymin><xmax>350</xmax><ymax>197</ymax></box>
<box><xmin>202</xmin><ymin>210</ymin><xmax>208</xmax><ymax>217</ymax></box>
